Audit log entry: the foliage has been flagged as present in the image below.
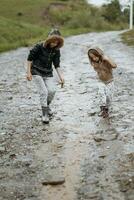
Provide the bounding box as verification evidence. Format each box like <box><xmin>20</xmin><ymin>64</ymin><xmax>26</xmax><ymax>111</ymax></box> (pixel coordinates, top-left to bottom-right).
<box><xmin>0</xmin><ymin>0</ymin><xmax>129</xmax><ymax>52</ymax></box>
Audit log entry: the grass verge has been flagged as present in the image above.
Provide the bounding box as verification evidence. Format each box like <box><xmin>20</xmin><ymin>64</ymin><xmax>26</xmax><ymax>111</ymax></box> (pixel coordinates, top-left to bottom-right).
<box><xmin>121</xmin><ymin>29</ymin><xmax>134</xmax><ymax>46</ymax></box>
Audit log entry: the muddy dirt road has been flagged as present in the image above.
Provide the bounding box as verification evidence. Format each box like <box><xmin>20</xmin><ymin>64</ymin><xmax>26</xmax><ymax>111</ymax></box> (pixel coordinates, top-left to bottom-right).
<box><xmin>0</xmin><ymin>31</ymin><xmax>134</xmax><ymax>200</ymax></box>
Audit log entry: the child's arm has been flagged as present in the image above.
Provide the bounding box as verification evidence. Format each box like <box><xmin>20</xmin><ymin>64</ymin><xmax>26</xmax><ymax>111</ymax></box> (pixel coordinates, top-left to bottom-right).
<box><xmin>90</xmin><ymin>61</ymin><xmax>100</xmax><ymax>71</ymax></box>
<box><xmin>27</xmin><ymin>61</ymin><xmax>32</xmax><ymax>81</ymax></box>
<box><xmin>103</xmin><ymin>56</ymin><xmax>117</xmax><ymax>68</ymax></box>
<box><xmin>55</xmin><ymin>67</ymin><xmax>65</xmax><ymax>87</ymax></box>
<box><xmin>53</xmin><ymin>50</ymin><xmax>65</xmax><ymax>87</ymax></box>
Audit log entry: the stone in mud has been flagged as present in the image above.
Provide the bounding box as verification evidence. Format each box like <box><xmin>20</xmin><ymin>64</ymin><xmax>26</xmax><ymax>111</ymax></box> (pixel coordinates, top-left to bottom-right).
<box><xmin>57</xmin><ymin>143</ymin><xmax>64</xmax><ymax>148</ymax></box>
<box><xmin>78</xmin><ymin>186</ymin><xmax>102</xmax><ymax>200</ymax></box>
<box><xmin>14</xmin><ymin>155</ymin><xmax>33</xmax><ymax>167</ymax></box>
<box><xmin>124</xmin><ymin>144</ymin><xmax>134</xmax><ymax>156</ymax></box>
<box><xmin>31</xmin><ymin>132</ymin><xmax>38</xmax><ymax>137</ymax></box>
<box><xmin>0</xmin><ymin>146</ymin><xmax>5</xmax><ymax>153</ymax></box>
<box><xmin>41</xmin><ymin>175</ymin><xmax>65</xmax><ymax>185</ymax></box>
<box><xmin>9</xmin><ymin>153</ymin><xmax>17</xmax><ymax>159</ymax></box>
<box><xmin>55</xmin><ymin>117</ymin><xmax>62</xmax><ymax>121</ymax></box>
<box><xmin>0</xmin><ymin>132</ymin><xmax>6</xmax><ymax>135</ymax></box>
<box><xmin>88</xmin><ymin>111</ymin><xmax>97</xmax><ymax>116</ymax></box>
<box><xmin>94</xmin><ymin>129</ymin><xmax>118</xmax><ymax>142</ymax></box>
<box><xmin>119</xmin><ymin>177</ymin><xmax>134</xmax><ymax>192</ymax></box>
<box><xmin>99</xmin><ymin>154</ymin><xmax>106</xmax><ymax>159</ymax></box>
<box><xmin>8</xmin><ymin>96</ymin><xmax>13</xmax><ymax>100</ymax></box>
<box><xmin>93</xmin><ymin>136</ymin><xmax>105</xmax><ymax>142</ymax></box>
<box><xmin>79</xmin><ymin>90</ymin><xmax>87</xmax><ymax>94</ymax></box>
<box><xmin>41</xmin><ymin>139</ymin><xmax>49</xmax><ymax>143</ymax></box>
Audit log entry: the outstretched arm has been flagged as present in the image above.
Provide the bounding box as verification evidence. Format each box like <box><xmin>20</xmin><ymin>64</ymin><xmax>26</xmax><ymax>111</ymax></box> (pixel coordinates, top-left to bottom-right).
<box><xmin>55</xmin><ymin>67</ymin><xmax>65</xmax><ymax>87</ymax></box>
<box><xmin>53</xmin><ymin>50</ymin><xmax>65</xmax><ymax>87</ymax></box>
<box><xmin>27</xmin><ymin>61</ymin><xmax>32</xmax><ymax>81</ymax></box>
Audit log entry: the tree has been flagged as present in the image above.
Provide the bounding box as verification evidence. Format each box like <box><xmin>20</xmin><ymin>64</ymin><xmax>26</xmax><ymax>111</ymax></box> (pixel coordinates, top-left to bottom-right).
<box><xmin>102</xmin><ymin>0</ymin><xmax>122</xmax><ymax>23</ymax></box>
<box><xmin>123</xmin><ymin>3</ymin><xmax>134</xmax><ymax>23</ymax></box>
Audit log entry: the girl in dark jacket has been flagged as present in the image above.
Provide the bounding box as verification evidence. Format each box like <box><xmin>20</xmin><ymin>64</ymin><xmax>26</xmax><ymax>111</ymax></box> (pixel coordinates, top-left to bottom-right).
<box><xmin>27</xmin><ymin>29</ymin><xmax>64</xmax><ymax>123</ymax></box>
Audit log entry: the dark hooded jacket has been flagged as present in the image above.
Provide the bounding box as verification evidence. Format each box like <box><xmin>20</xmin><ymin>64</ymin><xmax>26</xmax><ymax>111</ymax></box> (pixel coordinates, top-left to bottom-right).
<box><xmin>27</xmin><ymin>35</ymin><xmax>64</xmax><ymax>77</ymax></box>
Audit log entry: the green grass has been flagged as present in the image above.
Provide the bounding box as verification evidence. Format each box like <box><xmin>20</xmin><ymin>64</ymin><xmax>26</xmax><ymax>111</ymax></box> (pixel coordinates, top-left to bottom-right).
<box><xmin>0</xmin><ymin>0</ymin><xmax>52</xmax><ymax>25</ymax></box>
<box><xmin>121</xmin><ymin>29</ymin><xmax>134</xmax><ymax>46</ymax></box>
<box><xmin>0</xmin><ymin>0</ymin><xmax>129</xmax><ymax>52</ymax></box>
<box><xmin>0</xmin><ymin>16</ymin><xmax>49</xmax><ymax>52</ymax></box>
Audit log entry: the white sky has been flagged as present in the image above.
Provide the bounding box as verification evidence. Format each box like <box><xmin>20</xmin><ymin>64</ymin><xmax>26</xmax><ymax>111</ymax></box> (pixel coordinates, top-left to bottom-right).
<box><xmin>88</xmin><ymin>0</ymin><xmax>130</xmax><ymax>6</ymax></box>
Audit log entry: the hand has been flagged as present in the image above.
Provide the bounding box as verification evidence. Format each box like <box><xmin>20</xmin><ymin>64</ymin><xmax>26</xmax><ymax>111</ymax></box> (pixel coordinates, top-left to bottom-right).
<box><xmin>26</xmin><ymin>73</ymin><xmax>32</xmax><ymax>81</ymax></box>
<box><xmin>59</xmin><ymin>78</ymin><xmax>65</xmax><ymax>88</ymax></box>
<box><xmin>60</xmin><ymin>78</ymin><xmax>65</xmax><ymax>84</ymax></box>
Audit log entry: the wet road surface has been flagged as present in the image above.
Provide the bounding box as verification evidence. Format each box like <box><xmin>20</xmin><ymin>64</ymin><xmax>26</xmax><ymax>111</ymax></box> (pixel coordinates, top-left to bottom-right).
<box><xmin>0</xmin><ymin>31</ymin><xmax>134</xmax><ymax>200</ymax></box>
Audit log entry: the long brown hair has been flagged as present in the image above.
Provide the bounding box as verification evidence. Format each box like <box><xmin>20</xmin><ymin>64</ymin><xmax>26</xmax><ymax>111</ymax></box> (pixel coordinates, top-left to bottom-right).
<box><xmin>44</xmin><ymin>35</ymin><xmax>64</xmax><ymax>49</ymax></box>
<box><xmin>88</xmin><ymin>49</ymin><xmax>103</xmax><ymax>64</ymax></box>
